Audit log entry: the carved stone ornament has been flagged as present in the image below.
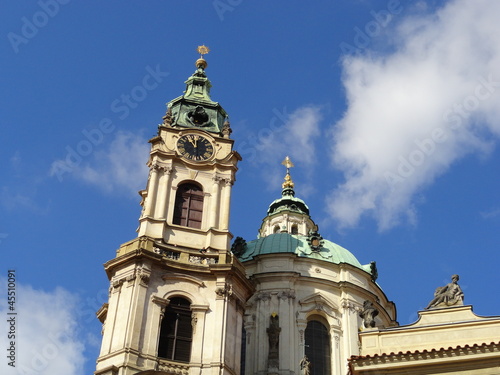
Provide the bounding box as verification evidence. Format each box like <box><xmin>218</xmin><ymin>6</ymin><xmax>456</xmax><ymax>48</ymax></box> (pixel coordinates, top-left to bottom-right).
<box><xmin>221</xmin><ymin>118</ymin><xmax>232</xmax><ymax>138</ymax></box>
<box><xmin>278</xmin><ymin>290</ymin><xmax>296</xmax><ymax>301</ymax></box>
<box><xmin>359</xmin><ymin>300</ymin><xmax>379</xmax><ymax>328</ymax></box>
<box><xmin>112</xmin><ymin>279</ymin><xmax>124</xmax><ymax>289</ymax></box>
<box><xmin>158</xmin><ymin>360</ymin><xmax>189</xmax><ymax>375</ymax></box>
<box><xmin>307</xmin><ymin>230</ymin><xmax>324</xmax><ymax>251</ymax></box>
<box><xmin>341</xmin><ymin>299</ymin><xmax>361</xmax><ymax>313</ymax></box>
<box><xmin>162</xmin><ymin>107</ymin><xmax>174</xmax><ymax>126</ymax></box>
<box><xmin>255</xmin><ymin>292</ymin><xmax>271</xmax><ymax>302</ymax></box>
<box><xmin>215</xmin><ymin>283</ymin><xmax>233</xmax><ymax>298</ymax></box>
<box><xmin>191</xmin><ymin>313</ymin><xmax>198</xmax><ymax>334</ymax></box>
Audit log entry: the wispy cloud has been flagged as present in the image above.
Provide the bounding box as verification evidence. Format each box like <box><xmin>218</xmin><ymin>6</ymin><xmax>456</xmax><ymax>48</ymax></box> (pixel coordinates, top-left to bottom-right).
<box><xmin>480</xmin><ymin>208</ymin><xmax>500</xmax><ymax>220</ymax></box>
<box><xmin>249</xmin><ymin>105</ymin><xmax>322</xmax><ymax>193</ymax></box>
<box><xmin>72</xmin><ymin>131</ymin><xmax>150</xmax><ymax>197</ymax></box>
<box><xmin>0</xmin><ymin>282</ymin><xmax>87</xmax><ymax>375</ymax></box>
<box><xmin>328</xmin><ymin>0</ymin><xmax>500</xmax><ymax>230</ymax></box>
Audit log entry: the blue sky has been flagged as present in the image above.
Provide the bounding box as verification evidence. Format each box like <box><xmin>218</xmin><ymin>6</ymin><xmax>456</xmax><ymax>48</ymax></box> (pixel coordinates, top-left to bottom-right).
<box><xmin>1</xmin><ymin>1</ymin><xmax>500</xmax><ymax>374</ymax></box>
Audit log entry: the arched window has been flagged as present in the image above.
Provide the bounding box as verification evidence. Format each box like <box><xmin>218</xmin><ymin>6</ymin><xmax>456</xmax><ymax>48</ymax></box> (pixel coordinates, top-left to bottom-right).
<box><xmin>173</xmin><ymin>183</ymin><xmax>204</xmax><ymax>229</ymax></box>
<box><xmin>273</xmin><ymin>225</ymin><xmax>280</xmax><ymax>234</ymax></box>
<box><xmin>158</xmin><ymin>297</ymin><xmax>193</xmax><ymax>362</ymax></box>
<box><xmin>291</xmin><ymin>224</ymin><xmax>298</xmax><ymax>235</ymax></box>
<box><xmin>305</xmin><ymin>320</ymin><xmax>331</xmax><ymax>375</ymax></box>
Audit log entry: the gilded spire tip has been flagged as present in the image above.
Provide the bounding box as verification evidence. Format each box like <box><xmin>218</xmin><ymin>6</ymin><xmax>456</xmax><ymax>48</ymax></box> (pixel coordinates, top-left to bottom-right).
<box><xmin>281</xmin><ymin>156</ymin><xmax>295</xmax><ymax>190</ymax></box>
<box><xmin>196</xmin><ymin>45</ymin><xmax>210</xmax><ymax>69</ymax></box>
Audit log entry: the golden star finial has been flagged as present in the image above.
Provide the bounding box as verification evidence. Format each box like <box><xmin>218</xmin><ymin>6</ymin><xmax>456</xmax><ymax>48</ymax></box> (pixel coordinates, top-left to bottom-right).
<box><xmin>196</xmin><ymin>45</ymin><xmax>210</xmax><ymax>69</ymax></box>
<box><xmin>197</xmin><ymin>45</ymin><xmax>210</xmax><ymax>57</ymax></box>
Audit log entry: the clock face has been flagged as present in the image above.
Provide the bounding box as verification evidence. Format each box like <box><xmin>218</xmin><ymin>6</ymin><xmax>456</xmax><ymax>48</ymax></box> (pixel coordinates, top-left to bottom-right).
<box><xmin>177</xmin><ymin>134</ymin><xmax>214</xmax><ymax>161</ymax></box>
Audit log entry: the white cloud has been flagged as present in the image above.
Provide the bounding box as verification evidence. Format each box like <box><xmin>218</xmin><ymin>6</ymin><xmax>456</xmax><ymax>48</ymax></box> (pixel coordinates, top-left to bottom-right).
<box><xmin>0</xmin><ymin>282</ymin><xmax>87</xmax><ymax>375</ymax></box>
<box><xmin>480</xmin><ymin>208</ymin><xmax>500</xmax><ymax>220</ymax></box>
<box><xmin>245</xmin><ymin>105</ymin><xmax>322</xmax><ymax>193</ymax></box>
<box><xmin>329</xmin><ymin>0</ymin><xmax>500</xmax><ymax>230</ymax></box>
<box><xmin>75</xmin><ymin>131</ymin><xmax>150</xmax><ymax>197</ymax></box>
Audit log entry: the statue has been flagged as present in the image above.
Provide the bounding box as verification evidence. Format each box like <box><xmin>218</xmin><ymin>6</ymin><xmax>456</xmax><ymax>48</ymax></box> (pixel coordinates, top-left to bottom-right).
<box><xmin>300</xmin><ymin>356</ymin><xmax>311</xmax><ymax>375</ymax></box>
<box><xmin>359</xmin><ymin>300</ymin><xmax>379</xmax><ymax>328</ymax></box>
<box><xmin>425</xmin><ymin>274</ymin><xmax>464</xmax><ymax>309</ymax></box>
<box><xmin>267</xmin><ymin>313</ymin><xmax>281</xmax><ymax>369</ymax></box>
<box><xmin>231</xmin><ymin>236</ymin><xmax>247</xmax><ymax>257</ymax></box>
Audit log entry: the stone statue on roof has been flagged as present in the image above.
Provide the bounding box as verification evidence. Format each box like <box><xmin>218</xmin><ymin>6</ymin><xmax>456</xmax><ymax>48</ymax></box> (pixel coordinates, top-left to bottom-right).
<box><xmin>425</xmin><ymin>274</ymin><xmax>464</xmax><ymax>309</ymax></box>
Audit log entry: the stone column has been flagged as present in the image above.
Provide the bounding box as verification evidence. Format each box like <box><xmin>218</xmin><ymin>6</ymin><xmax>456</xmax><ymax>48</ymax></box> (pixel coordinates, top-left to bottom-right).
<box><xmin>209</xmin><ymin>176</ymin><xmax>221</xmax><ymax>229</ymax></box>
<box><xmin>155</xmin><ymin>166</ymin><xmax>172</xmax><ymax>220</ymax></box>
<box><xmin>143</xmin><ymin>164</ymin><xmax>160</xmax><ymax>217</ymax></box>
<box><xmin>219</xmin><ymin>178</ymin><xmax>233</xmax><ymax>231</ymax></box>
<box><xmin>190</xmin><ymin>305</ymin><xmax>209</xmax><ymax>367</ymax></box>
<box><xmin>331</xmin><ymin>325</ymin><xmax>342</xmax><ymax>375</ymax></box>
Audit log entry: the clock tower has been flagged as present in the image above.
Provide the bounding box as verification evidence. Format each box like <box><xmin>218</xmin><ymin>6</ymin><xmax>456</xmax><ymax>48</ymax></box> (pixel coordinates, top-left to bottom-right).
<box><xmin>95</xmin><ymin>47</ymin><xmax>253</xmax><ymax>375</ymax></box>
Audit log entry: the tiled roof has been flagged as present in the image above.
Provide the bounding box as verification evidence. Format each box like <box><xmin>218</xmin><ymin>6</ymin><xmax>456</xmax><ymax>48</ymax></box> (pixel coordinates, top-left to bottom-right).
<box><xmin>348</xmin><ymin>341</ymin><xmax>500</xmax><ymax>373</ymax></box>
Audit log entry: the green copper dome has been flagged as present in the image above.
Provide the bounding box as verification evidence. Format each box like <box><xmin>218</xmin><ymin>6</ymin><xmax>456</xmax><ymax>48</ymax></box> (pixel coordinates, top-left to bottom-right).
<box><xmin>267</xmin><ymin>189</ymin><xmax>310</xmax><ymax>216</ymax></box>
<box><xmin>237</xmin><ymin>233</ymin><xmax>371</xmax><ymax>272</ymax></box>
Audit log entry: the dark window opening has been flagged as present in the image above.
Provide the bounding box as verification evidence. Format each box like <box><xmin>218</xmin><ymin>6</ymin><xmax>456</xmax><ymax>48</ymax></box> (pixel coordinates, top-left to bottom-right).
<box><xmin>158</xmin><ymin>297</ymin><xmax>192</xmax><ymax>362</ymax></box>
<box><xmin>305</xmin><ymin>320</ymin><xmax>331</xmax><ymax>375</ymax></box>
<box><xmin>173</xmin><ymin>183</ymin><xmax>204</xmax><ymax>229</ymax></box>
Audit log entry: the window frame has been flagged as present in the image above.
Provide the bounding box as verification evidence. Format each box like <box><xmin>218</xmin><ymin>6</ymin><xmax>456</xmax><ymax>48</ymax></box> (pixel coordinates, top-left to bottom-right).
<box><xmin>157</xmin><ymin>297</ymin><xmax>193</xmax><ymax>363</ymax></box>
<box><xmin>172</xmin><ymin>182</ymin><xmax>204</xmax><ymax>229</ymax></box>
<box><xmin>304</xmin><ymin>318</ymin><xmax>332</xmax><ymax>375</ymax></box>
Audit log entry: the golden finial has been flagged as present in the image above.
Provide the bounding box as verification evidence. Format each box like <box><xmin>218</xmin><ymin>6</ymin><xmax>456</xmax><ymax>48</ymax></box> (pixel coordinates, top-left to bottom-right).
<box><xmin>196</xmin><ymin>45</ymin><xmax>210</xmax><ymax>69</ymax></box>
<box><xmin>281</xmin><ymin>156</ymin><xmax>295</xmax><ymax>189</ymax></box>
<box><xmin>197</xmin><ymin>45</ymin><xmax>210</xmax><ymax>56</ymax></box>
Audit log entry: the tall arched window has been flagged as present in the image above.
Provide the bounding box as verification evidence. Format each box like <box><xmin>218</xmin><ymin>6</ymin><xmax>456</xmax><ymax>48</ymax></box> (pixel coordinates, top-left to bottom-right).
<box><xmin>291</xmin><ymin>224</ymin><xmax>298</xmax><ymax>235</ymax></box>
<box><xmin>173</xmin><ymin>183</ymin><xmax>204</xmax><ymax>229</ymax></box>
<box><xmin>158</xmin><ymin>297</ymin><xmax>193</xmax><ymax>362</ymax></box>
<box><xmin>305</xmin><ymin>320</ymin><xmax>331</xmax><ymax>375</ymax></box>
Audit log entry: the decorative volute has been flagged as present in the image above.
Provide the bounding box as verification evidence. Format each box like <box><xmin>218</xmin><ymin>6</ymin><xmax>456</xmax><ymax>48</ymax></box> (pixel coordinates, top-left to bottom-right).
<box><xmin>259</xmin><ymin>157</ymin><xmax>317</xmax><ymax>237</ymax></box>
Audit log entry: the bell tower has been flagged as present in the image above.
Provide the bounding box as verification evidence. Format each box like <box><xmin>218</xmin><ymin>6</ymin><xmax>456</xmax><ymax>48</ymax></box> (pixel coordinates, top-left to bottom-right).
<box><xmin>95</xmin><ymin>47</ymin><xmax>253</xmax><ymax>375</ymax></box>
<box><xmin>137</xmin><ymin>45</ymin><xmax>237</xmax><ymax>252</ymax></box>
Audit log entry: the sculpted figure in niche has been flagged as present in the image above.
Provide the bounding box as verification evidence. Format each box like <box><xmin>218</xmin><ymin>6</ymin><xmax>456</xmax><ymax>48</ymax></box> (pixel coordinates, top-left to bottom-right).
<box><xmin>267</xmin><ymin>313</ymin><xmax>281</xmax><ymax>368</ymax></box>
<box><xmin>425</xmin><ymin>274</ymin><xmax>464</xmax><ymax>309</ymax></box>
<box><xmin>359</xmin><ymin>300</ymin><xmax>379</xmax><ymax>328</ymax></box>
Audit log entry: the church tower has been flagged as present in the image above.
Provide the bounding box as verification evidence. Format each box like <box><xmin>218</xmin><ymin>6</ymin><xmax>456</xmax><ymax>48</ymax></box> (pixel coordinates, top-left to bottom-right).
<box><xmin>95</xmin><ymin>47</ymin><xmax>254</xmax><ymax>375</ymax></box>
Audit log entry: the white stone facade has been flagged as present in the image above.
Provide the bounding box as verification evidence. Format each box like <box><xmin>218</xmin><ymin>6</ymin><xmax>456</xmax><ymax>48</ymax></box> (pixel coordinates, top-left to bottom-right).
<box><xmin>242</xmin><ymin>252</ymin><xmax>396</xmax><ymax>375</ymax></box>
